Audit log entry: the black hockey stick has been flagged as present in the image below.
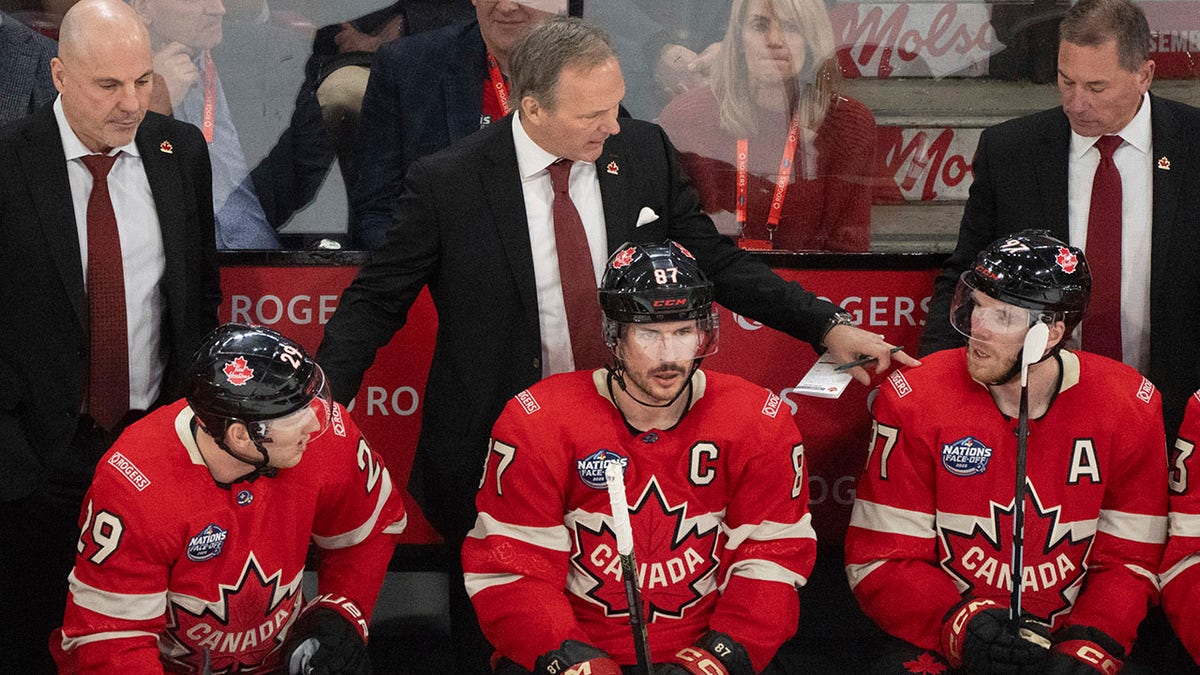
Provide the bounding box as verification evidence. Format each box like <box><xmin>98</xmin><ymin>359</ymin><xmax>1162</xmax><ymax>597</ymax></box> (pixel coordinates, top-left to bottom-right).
<box><xmin>606</xmin><ymin>462</ymin><xmax>654</xmax><ymax>675</ymax></box>
<box><xmin>1010</xmin><ymin>321</ymin><xmax>1048</xmax><ymax>627</ymax></box>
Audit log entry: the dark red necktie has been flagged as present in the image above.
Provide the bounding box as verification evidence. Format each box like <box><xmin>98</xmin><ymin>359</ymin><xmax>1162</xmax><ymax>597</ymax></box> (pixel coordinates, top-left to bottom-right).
<box><xmin>1081</xmin><ymin>135</ymin><xmax>1123</xmax><ymax>361</ymax></box>
<box><xmin>547</xmin><ymin>159</ymin><xmax>608</xmax><ymax>370</ymax></box>
<box><xmin>81</xmin><ymin>153</ymin><xmax>130</xmax><ymax>429</ymax></box>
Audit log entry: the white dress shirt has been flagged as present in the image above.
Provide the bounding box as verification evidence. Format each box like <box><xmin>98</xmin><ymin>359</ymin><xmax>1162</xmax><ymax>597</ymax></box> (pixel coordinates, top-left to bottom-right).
<box><xmin>55</xmin><ymin>96</ymin><xmax>167</xmax><ymax>410</ymax></box>
<box><xmin>1068</xmin><ymin>91</ymin><xmax>1153</xmax><ymax>374</ymax></box>
<box><xmin>512</xmin><ymin>112</ymin><xmax>609</xmax><ymax>377</ymax></box>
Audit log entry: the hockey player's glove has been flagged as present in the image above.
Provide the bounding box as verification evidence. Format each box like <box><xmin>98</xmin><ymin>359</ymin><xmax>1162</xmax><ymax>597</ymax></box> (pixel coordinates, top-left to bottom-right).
<box><xmin>283</xmin><ymin>606</ymin><xmax>372</xmax><ymax>675</ymax></box>
<box><xmin>940</xmin><ymin>597</ymin><xmax>1050</xmax><ymax>673</ymax></box>
<box><xmin>1044</xmin><ymin>625</ymin><xmax>1124</xmax><ymax>674</ymax></box>
<box><xmin>533</xmin><ymin>640</ymin><xmax>622</xmax><ymax>675</ymax></box>
<box><xmin>656</xmin><ymin>630</ymin><xmax>754</xmax><ymax>675</ymax></box>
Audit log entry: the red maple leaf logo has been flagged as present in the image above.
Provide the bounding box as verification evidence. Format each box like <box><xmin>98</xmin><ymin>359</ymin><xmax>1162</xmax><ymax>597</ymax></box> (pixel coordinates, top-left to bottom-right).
<box><xmin>223</xmin><ymin>356</ymin><xmax>255</xmax><ymax>386</ymax></box>
<box><xmin>162</xmin><ymin>553</ymin><xmax>302</xmax><ymax>673</ymax></box>
<box><xmin>573</xmin><ymin>478</ymin><xmax>720</xmax><ymax>620</ymax></box>
<box><xmin>612</xmin><ymin>247</ymin><xmax>637</xmax><ymax>269</ymax></box>
<box><xmin>903</xmin><ymin>651</ymin><xmax>948</xmax><ymax>674</ymax></box>
<box><xmin>938</xmin><ymin>483</ymin><xmax>1093</xmax><ymax>626</ymax></box>
<box><xmin>1054</xmin><ymin>247</ymin><xmax>1078</xmax><ymax>274</ymax></box>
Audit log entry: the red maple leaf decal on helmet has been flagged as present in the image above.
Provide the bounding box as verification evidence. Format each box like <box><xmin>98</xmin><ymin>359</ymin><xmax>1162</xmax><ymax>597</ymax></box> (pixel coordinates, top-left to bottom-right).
<box><xmin>223</xmin><ymin>356</ymin><xmax>255</xmax><ymax>386</ymax></box>
<box><xmin>903</xmin><ymin>651</ymin><xmax>948</xmax><ymax>674</ymax></box>
<box><xmin>1055</xmin><ymin>247</ymin><xmax>1078</xmax><ymax>274</ymax></box>
<box><xmin>612</xmin><ymin>247</ymin><xmax>637</xmax><ymax>269</ymax></box>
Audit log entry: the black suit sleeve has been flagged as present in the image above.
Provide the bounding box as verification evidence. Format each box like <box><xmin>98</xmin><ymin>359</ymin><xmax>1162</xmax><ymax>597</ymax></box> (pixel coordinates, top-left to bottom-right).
<box><xmin>317</xmin><ymin>158</ymin><xmax>440</xmax><ymax>403</ymax></box>
<box><xmin>918</xmin><ymin>127</ymin><xmax>1004</xmax><ymax>356</ymax></box>
<box><xmin>654</xmin><ymin>125</ymin><xmax>840</xmax><ymax>348</ymax></box>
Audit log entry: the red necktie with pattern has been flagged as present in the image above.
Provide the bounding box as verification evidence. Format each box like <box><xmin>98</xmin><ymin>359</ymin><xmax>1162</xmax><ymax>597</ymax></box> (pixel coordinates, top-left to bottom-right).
<box><xmin>81</xmin><ymin>153</ymin><xmax>130</xmax><ymax>429</ymax></box>
<box><xmin>547</xmin><ymin>159</ymin><xmax>609</xmax><ymax>370</ymax></box>
<box><xmin>1081</xmin><ymin>135</ymin><xmax>1123</xmax><ymax>361</ymax></box>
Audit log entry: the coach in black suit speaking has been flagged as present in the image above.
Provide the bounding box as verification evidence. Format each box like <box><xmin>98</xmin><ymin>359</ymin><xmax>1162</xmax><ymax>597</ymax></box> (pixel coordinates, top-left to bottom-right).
<box><xmin>0</xmin><ymin>1</ymin><xmax>219</xmax><ymax>670</ymax></box>
<box><xmin>920</xmin><ymin>0</ymin><xmax>1200</xmax><ymax>440</ymax></box>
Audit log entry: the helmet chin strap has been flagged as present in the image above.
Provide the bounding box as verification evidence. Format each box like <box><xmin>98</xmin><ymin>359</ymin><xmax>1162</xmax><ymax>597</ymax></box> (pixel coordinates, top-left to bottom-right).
<box><xmin>606</xmin><ymin>356</ymin><xmax>703</xmax><ymax>409</ymax></box>
<box><xmin>211</xmin><ymin>421</ymin><xmax>279</xmax><ymax>484</ymax></box>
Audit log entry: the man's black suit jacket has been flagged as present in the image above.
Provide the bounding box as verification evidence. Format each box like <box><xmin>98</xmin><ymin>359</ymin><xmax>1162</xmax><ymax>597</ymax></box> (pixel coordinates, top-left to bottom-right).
<box><xmin>0</xmin><ymin>106</ymin><xmax>221</xmax><ymax>501</ymax></box>
<box><xmin>318</xmin><ymin>114</ymin><xmax>840</xmax><ymax>538</ymax></box>
<box><xmin>920</xmin><ymin>94</ymin><xmax>1200</xmax><ymax>439</ymax></box>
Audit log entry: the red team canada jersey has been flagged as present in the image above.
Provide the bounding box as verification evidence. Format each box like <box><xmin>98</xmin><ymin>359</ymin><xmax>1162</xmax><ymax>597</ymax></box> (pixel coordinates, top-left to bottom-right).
<box><xmin>56</xmin><ymin>400</ymin><xmax>407</xmax><ymax>674</ymax></box>
<box><xmin>462</xmin><ymin>369</ymin><xmax>816</xmax><ymax>672</ymax></box>
<box><xmin>845</xmin><ymin>349</ymin><xmax>1167</xmax><ymax>656</ymax></box>
<box><xmin>1161</xmin><ymin>391</ymin><xmax>1200</xmax><ymax>663</ymax></box>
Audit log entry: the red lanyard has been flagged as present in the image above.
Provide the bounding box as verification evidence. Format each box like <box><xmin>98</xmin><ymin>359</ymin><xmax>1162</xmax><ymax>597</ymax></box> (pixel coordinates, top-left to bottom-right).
<box><xmin>486</xmin><ymin>52</ymin><xmax>511</xmax><ymax>115</ymax></box>
<box><xmin>201</xmin><ymin>51</ymin><xmax>215</xmax><ymax>144</ymax></box>
<box><xmin>735</xmin><ymin>113</ymin><xmax>801</xmax><ymax>248</ymax></box>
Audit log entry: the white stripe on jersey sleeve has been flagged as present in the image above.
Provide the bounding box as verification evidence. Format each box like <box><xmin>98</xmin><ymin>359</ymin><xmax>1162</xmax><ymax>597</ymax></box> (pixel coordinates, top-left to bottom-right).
<box><xmin>845</xmin><ymin>560</ymin><xmax>887</xmax><ymax>590</ymax></box>
<box><xmin>1169</xmin><ymin>511</ymin><xmax>1200</xmax><ymax>537</ymax></box>
<box><xmin>58</xmin><ymin>628</ymin><xmax>160</xmax><ymax>652</ymax></box>
<box><xmin>1098</xmin><ymin>509</ymin><xmax>1167</xmax><ymax>545</ymax></box>
<box><xmin>68</xmin><ymin>570</ymin><xmax>166</xmax><ymax>621</ymax></box>
<box><xmin>383</xmin><ymin>512</ymin><xmax>408</xmax><ymax>535</ymax></box>
<box><xmin>1160</xmin><ymin>552</ymin><xmax>1200</xmax><ymax>587</ymax></box>
<box><xmin>313</xmin><ymin>468</ymin><xmax>395</xmax><ymax>550</ymax></box>
<box><xmin>464</xmin><ymin>571</ymin><xmax>524</xmax><ymax>598</ymax></box>
<box><xmin>850</xmin><ymin>499</ymin><xmax>936</xmax><ymax>538</ymax></box>
<box><xmin>468</xmin><ymin>512</ymin><xmax>571</xmax><ymax>551</ymax></box>
<box><xmin>722</xmin><ymin>513</ymin><xmax>816</xmax><ymax>550</ymax></box>
<box><xmin>718</xmin><ymin>559</ymin><xmax>809</xmax><ymax>591</ymax></box>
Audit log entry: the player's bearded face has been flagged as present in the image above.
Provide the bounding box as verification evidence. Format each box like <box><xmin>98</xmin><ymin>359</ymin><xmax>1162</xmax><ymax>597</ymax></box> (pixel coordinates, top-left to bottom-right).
<box><xmin>964</xmin><ymin>293</ymin><xmax>1035</xmax><ymax>385</ymax></box>
<box><xmin>618</xmin><ymin>320</ymin><xmax>700</xmax><ymax>404</ymax></box>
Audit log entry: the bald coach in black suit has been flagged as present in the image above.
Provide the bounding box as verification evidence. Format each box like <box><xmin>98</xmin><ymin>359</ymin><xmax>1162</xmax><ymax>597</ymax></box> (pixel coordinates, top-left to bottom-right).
<box><xmin>0</xmin><ymin>1</ymin><xmax>219</xmax><ymax>670</ymax></box>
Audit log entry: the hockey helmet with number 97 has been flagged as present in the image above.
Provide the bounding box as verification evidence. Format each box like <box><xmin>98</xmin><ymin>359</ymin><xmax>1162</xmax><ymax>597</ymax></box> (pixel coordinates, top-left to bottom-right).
<box><xmin>186</xmin><ymin>324</ymin><xmax>332</xmax><ymax>468</ymax></box>
<box><xmin>599</xmin><ymin>240</ymin><xmax>719</xmax><ymax>360</ymax></box>
<box><xmin>950</xmin><ymin>230</ymin><xmax>1091</xmax><ymax>344</ymax></box>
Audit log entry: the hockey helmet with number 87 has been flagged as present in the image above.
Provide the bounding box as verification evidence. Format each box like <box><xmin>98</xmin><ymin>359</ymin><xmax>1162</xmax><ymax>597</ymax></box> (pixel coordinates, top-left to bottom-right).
<box><xmin>598</xmin><ymin>240</ymin><xmax>719</xmax><ymax>361</ymax></box>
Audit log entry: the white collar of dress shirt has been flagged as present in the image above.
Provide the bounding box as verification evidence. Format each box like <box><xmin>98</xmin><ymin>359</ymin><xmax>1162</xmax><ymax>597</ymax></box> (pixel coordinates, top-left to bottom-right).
<box><xmin>513</xmin><ymin>110</ymin><xmax>573</xmax><ymax>180</ymax></box>
<box><xmin>1069</xmin><ymin>91</ymin><xmax>1152</xmax><ymax>159</ymax></box>
<box><xmin>53</xmin><ymin>95</ymin><xmax>144</xmax><ymax>161</ymax></box>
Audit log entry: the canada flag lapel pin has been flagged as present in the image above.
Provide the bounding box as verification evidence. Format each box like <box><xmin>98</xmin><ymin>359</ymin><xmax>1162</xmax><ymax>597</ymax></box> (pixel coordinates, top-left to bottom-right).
<box><xmin>160</xmin><ymin>140</ymin><xmax>174</xmax><ymax>154</ymax></box>
<box><xmin>606</xmin><ymin>160</ymin><xmax>619</xmax><ymax>175</ymax></box>
<box><xmin>1157</xmin><ymin>156</ymin><xmax>1170</xmax><ymax>171</ymax></box>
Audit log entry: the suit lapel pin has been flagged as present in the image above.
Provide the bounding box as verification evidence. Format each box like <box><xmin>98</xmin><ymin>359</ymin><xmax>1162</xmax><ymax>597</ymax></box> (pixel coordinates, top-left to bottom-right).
<box><xmin>1157</xmin><ymin>156</ymin><xmax>1170</xmax><ymax>170</ymax></box>
<box><xmin>160</xmin><ymin>140</ymin><xmax>174</xmax><ymax>154</ymax></box>
<box><xmin>606</xmin><ymin>160</ymin><xmax>619</xmax><ymax>175</ymax></box>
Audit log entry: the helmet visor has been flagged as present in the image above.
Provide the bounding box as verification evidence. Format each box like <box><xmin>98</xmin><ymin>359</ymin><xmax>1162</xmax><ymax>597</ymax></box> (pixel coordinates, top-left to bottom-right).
<box><xmin>616</xmin><ymin>313</ymin><xmax>719</xmax><ymax>363</ymax></box>
<box><xmin>256</xmin><ymin>365</ymin><xmax>333</xmax><ymax>447</ymax></box>
<box><xmin>950</xmin><ymin>273</ymin><xmax>1041</xmax><ymax>346</ymax></box>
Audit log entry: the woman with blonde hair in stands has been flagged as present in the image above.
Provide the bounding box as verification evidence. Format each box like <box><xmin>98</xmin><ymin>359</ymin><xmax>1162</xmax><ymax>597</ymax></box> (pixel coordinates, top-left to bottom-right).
<box><xmin>659</xmin><ymin>0</ymin><xmax>876</xmax><ymax>252</ymax></box>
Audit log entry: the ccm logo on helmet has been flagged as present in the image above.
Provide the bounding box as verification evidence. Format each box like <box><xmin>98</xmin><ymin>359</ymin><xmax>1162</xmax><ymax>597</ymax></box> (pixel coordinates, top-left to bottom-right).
<box><xmin>652</xmin><ymin>298</ymin><xmax>689</xmax><ymax>308</ymax></box>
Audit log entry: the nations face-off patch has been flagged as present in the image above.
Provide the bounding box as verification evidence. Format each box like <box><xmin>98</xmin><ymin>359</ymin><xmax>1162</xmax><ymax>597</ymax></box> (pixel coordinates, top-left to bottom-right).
<box><xmin>942</xmin><ymin>436</ymin><xmax>993</xmax><ymax>476</ymax></box>
<box><xmin>577</xmin><ymin>449</ymin><xmax>628</xmax><ymax>490</ymax></box>
<box><xmin>187</xmin><ymin>523</ymin><xmax>228</xmax><ymax>562</ymax></box>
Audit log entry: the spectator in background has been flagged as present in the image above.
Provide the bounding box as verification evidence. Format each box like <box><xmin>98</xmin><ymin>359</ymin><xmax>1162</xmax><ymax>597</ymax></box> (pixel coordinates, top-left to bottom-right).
<box><xmin>0</xmin><ymin>0</ymin><xmax>219</xmax><ymax>669</ymax></box>
<box><xmin>306</xmin><ymin>0</ymin><xmax>473</xmax><ymax>186</ymax></box>
<box><xmin>0</xmin><ymin>9</ymin><xmax>58</xmax><ymax>126</ymax></box>
<box><xmin>132</xmin><ymin>0</ymin><xmax>325</xmax><ymax>248</ymax></box>
<box><xmin>658</xmin><ymin>0</ymin><xmax>875</xmax><ymax>252</ymax></box>
<box><xmin>348</xmin><ymin>0</ymin><xmax>566</xmax><ymax>250</ymax></box>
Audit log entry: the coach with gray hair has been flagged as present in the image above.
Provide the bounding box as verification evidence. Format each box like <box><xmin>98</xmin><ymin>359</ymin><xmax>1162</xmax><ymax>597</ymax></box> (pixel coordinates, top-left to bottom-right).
<box><xmin>318</xmin><ymin>15</ymin><xmax>914</xmax><ymax>672</ymax></box>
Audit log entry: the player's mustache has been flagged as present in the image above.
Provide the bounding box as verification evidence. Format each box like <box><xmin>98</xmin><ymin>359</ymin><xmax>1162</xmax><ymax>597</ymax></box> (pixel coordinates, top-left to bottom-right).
<box><xmin>651</xmin><ymin>364</ymin><xmax>687</xmax><ymax>376</ymax></box>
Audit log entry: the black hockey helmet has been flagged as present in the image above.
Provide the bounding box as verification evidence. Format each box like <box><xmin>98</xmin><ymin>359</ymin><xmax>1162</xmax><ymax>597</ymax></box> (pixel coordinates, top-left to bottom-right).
<box><xmin>951</xmin><ymin>230</ymin><xmax>1091</xmax><ymax>342</ymax></box>
<box><xmin>599</xmin><ymin>240</ymin><xmax>719</xmax><ymax>357</ymax></box>
<box><xmin>186</xmin><ymin>324</ymin><xmax>331</xmax><ymax>448</ymax></box>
